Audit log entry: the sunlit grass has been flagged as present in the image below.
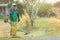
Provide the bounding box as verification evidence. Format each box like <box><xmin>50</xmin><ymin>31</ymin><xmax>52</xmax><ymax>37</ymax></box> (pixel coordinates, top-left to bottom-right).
<box><xmin>34</xmin><ymin>17</ymin><xmax>60</xmax><ymax>36</ymax></box>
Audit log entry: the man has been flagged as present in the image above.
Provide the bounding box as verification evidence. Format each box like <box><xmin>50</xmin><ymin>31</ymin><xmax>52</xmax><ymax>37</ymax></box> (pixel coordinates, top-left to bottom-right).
<box><xmin>9</xmin><ymin>3</ymin><xmax>20</xmax><ymax>37</ymax></box>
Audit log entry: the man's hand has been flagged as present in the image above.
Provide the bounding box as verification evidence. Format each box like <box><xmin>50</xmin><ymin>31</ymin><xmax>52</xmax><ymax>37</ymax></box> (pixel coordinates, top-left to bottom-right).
<box><xmin>4</xmin><ymin>19</ymin><xmax>8</xmax><ymax>23</ymax></box>
<box><xmin>18</xmin><ymin>19</ymin><xmax>20</xmax><ymax>22</ymax></box>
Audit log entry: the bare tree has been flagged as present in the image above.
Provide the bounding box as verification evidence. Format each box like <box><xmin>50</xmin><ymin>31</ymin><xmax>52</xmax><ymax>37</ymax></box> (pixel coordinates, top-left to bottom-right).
<box><xmin>23</xmin><ymin>0</ymin><xmax>39</xmax><ymax>27</ymax></box>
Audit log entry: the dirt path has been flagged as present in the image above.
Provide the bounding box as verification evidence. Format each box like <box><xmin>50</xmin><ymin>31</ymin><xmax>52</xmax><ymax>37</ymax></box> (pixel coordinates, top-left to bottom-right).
<box><xmin>0</xmin><ymin>20</ymin><xmax>10</xmax><ymax>37</ymax></box>
<box><xmin>0</xmin><ymin>20</ymin><xmax>25</xmax><ymax>37</ymax></box>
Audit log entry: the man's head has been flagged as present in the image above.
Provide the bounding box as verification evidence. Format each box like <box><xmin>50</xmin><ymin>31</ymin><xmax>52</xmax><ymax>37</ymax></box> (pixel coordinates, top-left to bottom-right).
<box><xmin>12</xmin><ymin>3</ymin><xmax>17</xmax><ymax>10</ymax></box>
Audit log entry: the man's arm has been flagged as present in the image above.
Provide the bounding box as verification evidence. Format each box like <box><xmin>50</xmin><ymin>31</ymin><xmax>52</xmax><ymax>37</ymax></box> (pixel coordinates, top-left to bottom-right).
<box><xmin>9</xmin><ymin>9</ymin><xmax>12</xmax><ymax>16</ymax></box>
<box><xmin>17</xmin><ymin>10</ymin><xmax>20</xmax><ymax>22</ymax></box>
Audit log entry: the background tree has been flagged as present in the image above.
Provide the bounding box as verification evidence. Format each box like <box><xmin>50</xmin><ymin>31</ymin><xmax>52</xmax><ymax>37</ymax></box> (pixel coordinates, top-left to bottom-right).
<box><xmin>23</xmin><ymin>0</ymin><xmax>39</xmax><ymax>27</ymax></box>
<box><xmin>52</xmin><ymin>1</ymin><xmax>60</xmax><ymax>18</ymax></box>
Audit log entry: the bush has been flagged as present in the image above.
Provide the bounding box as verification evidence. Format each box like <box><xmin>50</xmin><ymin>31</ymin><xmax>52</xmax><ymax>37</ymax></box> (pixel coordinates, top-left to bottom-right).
<box><xmin>37</xmin><ymin>3</ymin><xmax>54</xmax><ymax>17</ymax></box>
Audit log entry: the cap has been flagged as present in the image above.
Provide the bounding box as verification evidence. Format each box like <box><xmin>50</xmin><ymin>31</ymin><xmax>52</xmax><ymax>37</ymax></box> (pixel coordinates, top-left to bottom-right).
<box><xmin>12</xmin><ymin>3</ymin><xmax>16</xmax><ymax>6</ymax></box>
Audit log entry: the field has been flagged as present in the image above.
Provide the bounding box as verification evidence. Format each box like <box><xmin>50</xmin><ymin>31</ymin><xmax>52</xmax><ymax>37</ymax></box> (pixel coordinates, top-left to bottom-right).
<box><xmin>0</xmin><ymin>17</ymin><xmax>60</xmax><ymax>40</ymax></box>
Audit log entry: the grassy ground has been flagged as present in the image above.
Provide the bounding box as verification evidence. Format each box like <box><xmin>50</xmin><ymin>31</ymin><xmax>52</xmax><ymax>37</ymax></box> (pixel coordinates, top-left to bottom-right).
<box><xmin>34</xmin><ymin>17</ymin><xmax>60</xmax><ymax>36</ymax></box>
<box><xmin>0</xmin><ymin>17</ymin><xmax>60</xmax><ymax>40</ymax></box>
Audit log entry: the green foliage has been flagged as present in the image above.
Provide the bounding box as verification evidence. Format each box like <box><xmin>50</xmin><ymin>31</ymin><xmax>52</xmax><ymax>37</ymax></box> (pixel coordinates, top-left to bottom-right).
<box><xmin>17</xmin><ymin>3</ymin><xmax>24</xmax><ymax>17</ymax></box>
<box><xmin>27</xmin><ymin>4</ymin><xmax>32</xmax><ymax>17</ymax></box>
<box><xmin>0</xmin><ymin>15</ymin><xmax>6</xmax><ymax>19</ymax></box>
<box><xmin>37</xmin><ymin>3</ymin><xmax>54</xmax><ymax>17</ymax></box>
<box><xmin>24</xmin><ymin>2</ymin><xmax>55</xmax><ymax>17</ymax></box>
